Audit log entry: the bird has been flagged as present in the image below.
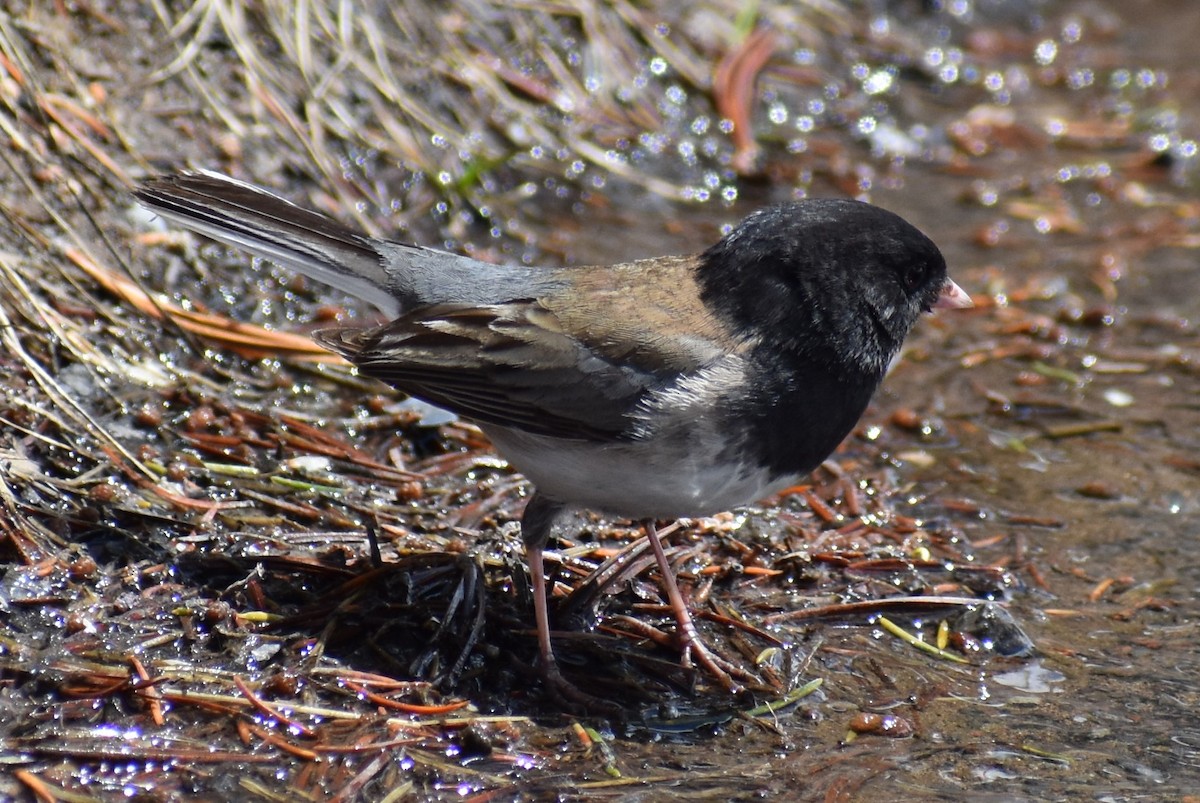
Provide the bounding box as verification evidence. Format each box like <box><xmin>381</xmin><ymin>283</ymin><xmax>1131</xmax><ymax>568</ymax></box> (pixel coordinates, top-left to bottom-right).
<box><xmin>135</xmin><ymin>171</ymin><xmax>973</xmax><ymax>704</ymax></box>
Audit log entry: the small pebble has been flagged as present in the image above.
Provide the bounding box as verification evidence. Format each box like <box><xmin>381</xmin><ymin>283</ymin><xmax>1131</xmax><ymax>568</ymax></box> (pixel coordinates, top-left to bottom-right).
<box><xmin>187</xmin><ymin>405</ymin><xmax>216</xmax><ymax>431</ymax></box>
<box><xmin>848</xmin><ymin>712</ymin><xmax>915</xmax><ymax>737</ymax></box>
<box><xmin>135</xmin><ymin>404</ymin><xmax>163</xmax><ymax>427</ymax></box>
<box><xmin>890</xmin><ymin>408</ymin><xmax>922</xmax><ymax>431</ymax></box>
<box><xmin>68</xmin><ymin>556</ymin><xmax>98</xmax><ymax>579</ymax></box>
<box><xmin>396</xmin><ymin>480</ymin><xmax>423</xmax><ymax>501</ymax></box>
<box><xmin>1103</xmin><ymin>388</ymin><xmax>1134</xmax><ymax>407</ymax></box>
<box><xmin>65</xmin><ymin>614</ymin><xmax>91</xmax><ymax>635</ymax></box>
<box><xmin>896</xmin><ymin>450</ymin><xmax>936</xmax><ymax>468</ymax></box>
<box><xmin>1077</xmin><ymin>481</ymin><xmax>1119</xmax><ymax>500</ymax></box>
<box><xmin>89</xmin><ymin>483</ymin><xmax>117</xmax><ymax>503</ymax></box>
<box><xmin>262</xmin><ymin>670</ymin><xmax>300</xmax><ymax>697</ymax></box>
<box><xmin>1081</xmin><ymin>306</ymin><xmax>1116</xmax><ymax>327</ymax></box>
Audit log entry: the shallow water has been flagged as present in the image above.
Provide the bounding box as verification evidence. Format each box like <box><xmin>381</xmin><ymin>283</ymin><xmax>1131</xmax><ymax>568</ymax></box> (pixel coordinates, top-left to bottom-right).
<box><xmin>531</xmin><ymin>1</ymin><xmax>1200</xmax><ymax>796</ymax></box>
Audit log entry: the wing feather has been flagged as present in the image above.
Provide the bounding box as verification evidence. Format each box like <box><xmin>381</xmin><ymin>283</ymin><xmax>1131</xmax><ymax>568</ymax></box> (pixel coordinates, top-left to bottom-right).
<box><xmin>316</xmin><ymin>302</ymin><xmax>673</xmax><ymax>440</ymax></box>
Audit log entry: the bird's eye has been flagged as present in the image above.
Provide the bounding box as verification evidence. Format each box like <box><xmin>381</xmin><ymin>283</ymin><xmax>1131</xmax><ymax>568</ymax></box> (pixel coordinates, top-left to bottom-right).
<box><xmin>899</xmin><ymin>262</ymin><xmax>925</xmax><ymax>292</ymax></box>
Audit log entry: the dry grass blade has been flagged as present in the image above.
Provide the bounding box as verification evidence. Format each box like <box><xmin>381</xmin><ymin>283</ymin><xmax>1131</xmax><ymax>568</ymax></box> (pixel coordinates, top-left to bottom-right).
<box><xmin>0</xmin><ymin>255</ymin><xmax>155</xmax><ymax>481</ymax></box>
<box><xmin>713</xmin><ymin>27</ymin><xmax>776</xmax><ymax>175</ymax></box>
<box><xmin>136</xmin><ymin>0</ymin><xmax>829</xmax><ymax>211</ymax></box>
<box><xmin>68</xmin><ymin>247</ymin><xmax>341</xmax><ymax>363</ymax></box>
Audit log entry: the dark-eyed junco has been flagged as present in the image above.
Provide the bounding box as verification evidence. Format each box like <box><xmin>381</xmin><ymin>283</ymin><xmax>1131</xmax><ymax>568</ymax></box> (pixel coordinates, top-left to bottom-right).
<box><xmin>135</xmin><ymin>171</ymin><xmax>972</xmax><ymax>703</ymax></box>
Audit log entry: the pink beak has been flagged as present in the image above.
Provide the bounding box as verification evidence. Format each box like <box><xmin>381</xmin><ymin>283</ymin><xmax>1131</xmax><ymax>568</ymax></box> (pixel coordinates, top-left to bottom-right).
<box><xmin>934</xmin><ymin>278</ymin><xmax>974</xmax><ymax>310</ymax></box>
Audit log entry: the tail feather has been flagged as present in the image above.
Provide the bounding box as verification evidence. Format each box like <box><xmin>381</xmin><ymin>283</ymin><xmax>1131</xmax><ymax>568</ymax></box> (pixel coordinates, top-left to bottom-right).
<box><xmin>135</xmin><ymin>171</ymin><xmax>403</xmax><ymax>316</ymax></box>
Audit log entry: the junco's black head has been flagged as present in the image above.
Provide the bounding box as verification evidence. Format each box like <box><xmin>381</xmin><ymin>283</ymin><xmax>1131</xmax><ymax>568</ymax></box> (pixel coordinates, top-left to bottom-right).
<box><xmin>698</xmin><ymin>199</ymin><xmax>950</xmax><ymax>377</ymax></box>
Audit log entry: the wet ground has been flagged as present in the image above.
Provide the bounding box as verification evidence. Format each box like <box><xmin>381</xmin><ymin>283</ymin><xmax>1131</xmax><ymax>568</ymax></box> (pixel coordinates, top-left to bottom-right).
<box><xmin>543</xmin><ymin>6</ymin><xmax>1200</xmax><ymax>792</ymax></box>
<box><xmin>1</xmin><ymin>0</ymin><xmax>1199</xmax><ymax>800</ymax></box>
<box><xmin>543</xmin><ymin>94</ymin><xmax>1200</xmax><ymax>803</ymax></box>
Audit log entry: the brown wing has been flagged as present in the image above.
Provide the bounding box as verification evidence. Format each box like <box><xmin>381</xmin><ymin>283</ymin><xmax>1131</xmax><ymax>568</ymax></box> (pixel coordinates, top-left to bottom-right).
<box><xmin>315</xmin><ymin>301</ymin><xmax>675</xmax><ymax>440</ymax></box>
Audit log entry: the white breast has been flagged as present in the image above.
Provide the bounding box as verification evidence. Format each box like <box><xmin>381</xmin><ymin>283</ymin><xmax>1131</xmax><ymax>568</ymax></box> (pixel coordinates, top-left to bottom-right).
<box><xmin>484</xmin><ymin>425</ymin><xmax>793</xmax><ymax>519</ymax></box>
<box><xmin>482</xmin><ymin>356</ymin><xmax>798</xmax><ymax>518</ymax></box>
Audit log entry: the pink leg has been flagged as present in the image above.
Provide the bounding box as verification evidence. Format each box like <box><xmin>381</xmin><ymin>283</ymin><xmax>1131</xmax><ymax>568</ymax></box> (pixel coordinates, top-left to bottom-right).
<box><xmin>523</xmin><ymin>494</ymin><xmax>619</xmax><ymax>711</ymax></box>
<box><xmin>643</xmin><ymin>519</ymin><xmax>744</xmax><ymax>692</ymax></box>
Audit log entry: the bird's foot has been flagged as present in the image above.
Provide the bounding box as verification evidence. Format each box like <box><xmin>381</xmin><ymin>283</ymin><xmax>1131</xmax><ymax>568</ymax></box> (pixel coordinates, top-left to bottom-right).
<box><xmin>639</xmin><ymin>519</ymin><xmax>757</xmax><ymax>692</ymax></box>
<box><xmin>674</xmin><ymin>619</ymin><xmax>753</xmax><ymax>693</ymax></box>
<box><xmin>609</xmin><ymin>613</ymin><xmax>757</xmax><ymax>692</ymax></box>
<box><xmin>538</xmin><ymin>658</ymin><xmax>623</xmax><ymax>716</ymax></box>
